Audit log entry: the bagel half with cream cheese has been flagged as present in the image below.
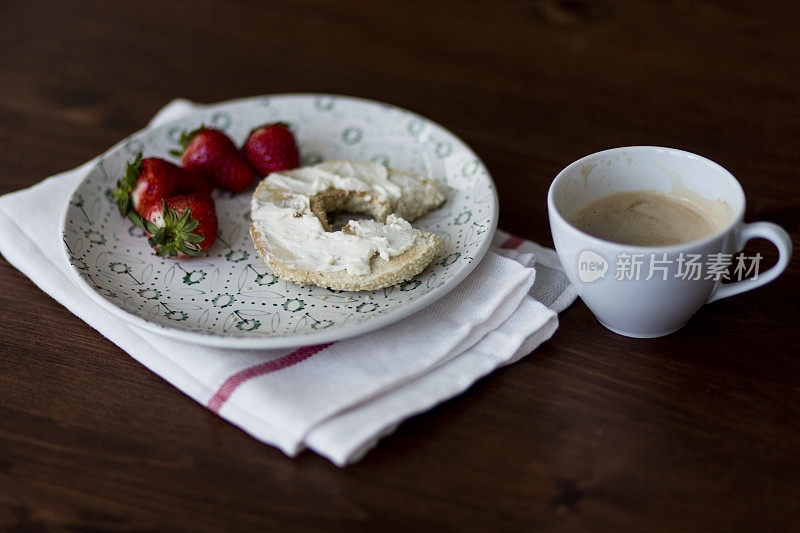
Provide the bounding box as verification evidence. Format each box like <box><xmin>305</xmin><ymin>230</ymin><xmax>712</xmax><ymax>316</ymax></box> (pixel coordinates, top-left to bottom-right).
<box><xmin>249</xmin><ymin>161</ymin><xmax>445</xmax><ymax>291</ymax></box>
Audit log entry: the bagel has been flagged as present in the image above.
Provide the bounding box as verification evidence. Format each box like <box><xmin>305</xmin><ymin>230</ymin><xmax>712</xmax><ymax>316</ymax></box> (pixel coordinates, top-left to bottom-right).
<box><xmin>249</xmin><ymin>161</ymin><xmax>445</xmax><ymax>291</ymax></box>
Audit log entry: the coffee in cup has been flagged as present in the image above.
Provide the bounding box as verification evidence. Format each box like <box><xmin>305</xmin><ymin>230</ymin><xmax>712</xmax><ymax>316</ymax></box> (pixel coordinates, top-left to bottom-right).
<box><xmin>547</xmin><ymin>146</ymin><xmax>792</xmax><ymax>338</ymax></box>
<box><xmin>567</xmin><ymin>190</ymin><xmax>731</xmax><ymax>246</ymax></box>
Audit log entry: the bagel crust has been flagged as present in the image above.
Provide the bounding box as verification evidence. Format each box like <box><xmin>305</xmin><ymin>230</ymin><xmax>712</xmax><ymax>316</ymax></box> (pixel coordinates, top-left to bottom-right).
<box><xmin>249</xmin><ymin>161</ymin><xmax>445</xmax><ymax>291</ymax></box>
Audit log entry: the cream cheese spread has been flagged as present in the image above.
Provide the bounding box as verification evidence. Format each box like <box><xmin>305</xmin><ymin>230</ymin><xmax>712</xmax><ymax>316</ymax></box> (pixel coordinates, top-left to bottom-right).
<box><xmin>264</xmin><ymin>161</ymin><xmax>403</xmax><ymax>202</ymax></box>
<box><xmin>251</xmin><ymin>162</ymin><xmax>421</xmax><ymax>275</ymax></box>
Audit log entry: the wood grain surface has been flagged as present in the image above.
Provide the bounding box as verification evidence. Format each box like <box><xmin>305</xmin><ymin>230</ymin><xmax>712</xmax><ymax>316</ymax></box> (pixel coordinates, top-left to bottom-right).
<box><xmin>1</xmin><ymin>1</ymin><xmax>798</xmax><ymax>530</ymax></box>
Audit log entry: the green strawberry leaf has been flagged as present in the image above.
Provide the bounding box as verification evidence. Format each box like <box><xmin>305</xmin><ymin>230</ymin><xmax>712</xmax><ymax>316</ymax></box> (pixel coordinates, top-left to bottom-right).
<box><xmin>127</xmin><ymin>211</ymin><xmax>145</xmax><ymax>228</ymax></box>
<box><xmin>174</xmin><ymin>124</ymin><xmax>208</xmax><ymax>152</ymax></box>
<box><xmin>142</xmin><ymin>217</ymin><xmax>158</xmax><ymax>235</ymax></box>
<box><xmin>111</xmin><ymin>152</ymin><xmax>143</xmax><ymax>217</ymax></box>
<box><xmin>178</xmin><ymin>244</ymin><xmax>203</xmax><ymax>256</ymax></box>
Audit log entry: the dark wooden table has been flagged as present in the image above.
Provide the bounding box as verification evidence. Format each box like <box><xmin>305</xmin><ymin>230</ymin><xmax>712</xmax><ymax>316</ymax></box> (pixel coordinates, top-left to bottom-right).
<box><xmin>2</xmin><ymin>1</ymin><xmax>798</xmax><ymax>530</ymax></box>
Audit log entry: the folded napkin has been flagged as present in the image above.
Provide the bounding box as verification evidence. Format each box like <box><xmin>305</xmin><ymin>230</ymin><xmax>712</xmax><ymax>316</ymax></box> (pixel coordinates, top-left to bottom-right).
<box><xmin>0</xmin><ymin>99</ymin><xmax>577</xmax><ymax>465</ymax></box>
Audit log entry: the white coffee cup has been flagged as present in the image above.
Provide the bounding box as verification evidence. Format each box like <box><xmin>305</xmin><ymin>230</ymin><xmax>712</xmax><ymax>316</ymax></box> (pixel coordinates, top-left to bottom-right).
<box><xmin>547</xmin><ymin>146</ymin><xmax>792</xmax><ymax>338</ymax></box>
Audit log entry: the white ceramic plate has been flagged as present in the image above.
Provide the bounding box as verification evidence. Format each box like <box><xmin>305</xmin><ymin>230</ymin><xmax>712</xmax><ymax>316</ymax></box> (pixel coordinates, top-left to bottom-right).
<box><xmin>61</xmin><ymin>94</ymin><xmax>498</xmax><ymax>349</ymax></box>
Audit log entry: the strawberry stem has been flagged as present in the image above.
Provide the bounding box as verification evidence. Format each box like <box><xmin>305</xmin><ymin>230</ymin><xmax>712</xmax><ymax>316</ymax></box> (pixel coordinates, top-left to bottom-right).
<box><xmin>145</xmin><ymin>199</ymin><xmax>205</xmax><ymax>258</ymax></box>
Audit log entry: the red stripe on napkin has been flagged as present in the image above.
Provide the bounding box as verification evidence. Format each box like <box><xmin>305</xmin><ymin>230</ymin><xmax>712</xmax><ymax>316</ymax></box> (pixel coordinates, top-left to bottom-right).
<box><xmin>206</xmin><ymin>343</ymin><xmax>334</xmax><ymax>413</ymax></box>
<box><xmin>500</xmin><ymin>235</ymin><xmax>524</xmax><ymax>250</ymax></box>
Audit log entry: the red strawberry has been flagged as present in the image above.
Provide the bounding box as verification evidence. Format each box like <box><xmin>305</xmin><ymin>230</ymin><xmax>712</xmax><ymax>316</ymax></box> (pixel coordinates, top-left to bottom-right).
<box><xmin>172</xmin><ymin>127</ymin><xmax>256</xmax><ymax>193</ymax></box>
<box><xmin>143</xmin><ymin>193</ymin><xmax>218</xmax><ymax>257</ymax></box>
<box><xmin>171</xmin><ymin>163</ymin><xmax>214</xmax><ymax>196</ymax></box>
<box><xmin>112</xmin><ymin>153</ymin><xmax>212</xmax><ymax>219</ymax></box>
<box><xmin>242</xmin><ymin>123</ymin><xmax>300</xmax><ymax>176</ymax></box>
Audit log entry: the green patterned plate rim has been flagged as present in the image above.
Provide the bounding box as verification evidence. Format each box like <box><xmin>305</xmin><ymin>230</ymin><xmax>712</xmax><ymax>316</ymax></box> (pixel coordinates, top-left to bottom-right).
<box><xmin>60</xmin><ymin>94</ymin><xmax>498</xmax><ymax>349</ymax></box>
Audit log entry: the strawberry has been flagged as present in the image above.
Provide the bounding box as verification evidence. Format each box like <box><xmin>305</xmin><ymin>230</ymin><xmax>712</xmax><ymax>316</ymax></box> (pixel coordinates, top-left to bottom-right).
<box><xmin>171</xmin><ymin>127</ymin><xmax>256</xmax><ymax>193</ymax></box>
<box><xmin>242</xmin><ymin>122</ymin><xmax>300</xmax><ymax>176</ymax></box>
<box><xmin>112</xmin><ymin>153</ymin><xmax>212</xmax><ymax>219</ymax></box>
<box><xmin>142</xmin><ymin>193</ymin><xmax>218</xmax><ymax>257</ymax></box>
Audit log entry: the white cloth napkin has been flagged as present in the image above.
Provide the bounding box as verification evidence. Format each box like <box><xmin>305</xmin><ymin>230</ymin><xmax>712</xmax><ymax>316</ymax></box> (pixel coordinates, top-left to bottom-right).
<box><xmin>0</xmin><ymin>99</ymin><xmax>577</xmax><ymax>465</ymax></box>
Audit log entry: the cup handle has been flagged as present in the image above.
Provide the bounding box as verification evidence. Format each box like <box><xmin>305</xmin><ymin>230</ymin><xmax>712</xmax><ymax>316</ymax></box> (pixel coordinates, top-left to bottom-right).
<box><xmin>707</xmin><ymin>221</ymin><xmax>793</xmax><ymax>303</ymax></box>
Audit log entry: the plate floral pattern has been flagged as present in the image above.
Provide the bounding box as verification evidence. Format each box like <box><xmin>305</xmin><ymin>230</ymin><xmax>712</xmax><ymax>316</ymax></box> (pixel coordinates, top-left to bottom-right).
<box><xmin>61</xmin><ymin>94</ymin><xmax>498</xmax><ymax>348</ymax></box>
